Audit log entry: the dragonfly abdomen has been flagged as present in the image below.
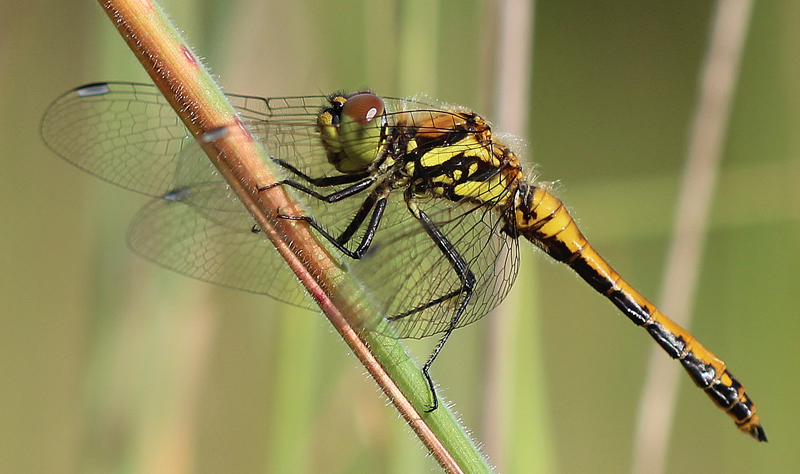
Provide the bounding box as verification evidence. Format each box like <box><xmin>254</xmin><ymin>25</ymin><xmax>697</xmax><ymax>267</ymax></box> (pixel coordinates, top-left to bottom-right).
<box><xmin>514</xmin><ymin>182</ymin><xmax>766</xmax><ymax>441</ymax></box>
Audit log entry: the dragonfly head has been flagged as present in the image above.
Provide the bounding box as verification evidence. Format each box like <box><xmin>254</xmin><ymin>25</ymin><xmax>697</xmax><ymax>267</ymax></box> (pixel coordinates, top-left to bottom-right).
<box><xmin>317</xmin><ymin>91</ymin><xmax>387</xmax><ymax>173</ymax></box>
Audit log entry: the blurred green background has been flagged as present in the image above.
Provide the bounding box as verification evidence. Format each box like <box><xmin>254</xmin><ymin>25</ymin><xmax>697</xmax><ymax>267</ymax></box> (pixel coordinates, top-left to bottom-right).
<box><xmin>2</xmin><ymin>1</ymin><xmax>798</xmax><ymax>473</ymax></box>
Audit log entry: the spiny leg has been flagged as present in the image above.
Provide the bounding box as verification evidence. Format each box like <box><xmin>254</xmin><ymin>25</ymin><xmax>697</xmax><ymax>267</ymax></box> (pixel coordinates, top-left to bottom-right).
<box><xmin>270</xmin><ymin>157</ymin><xmax>370</xmax><ymax>187</ymax></box>
<box><xmin>280</xmin><ymin>196</ymin><xmax>388</xmax><ymax>258</ymax></box>
<box><xmin>258</xmin><ymin>165</ymin><xmax>386</xmax><ymax>255</ymax></box>
<box><xmin>259</xmin><ymin>174</ymin><xmax>376</xmax><ymax>203</ymax></box>
<box><xmin>408</xmin><ymin>202</ymin><xmax>476</xmax><ymax>412</ymax></box>
<box><xmin>387</xmin><ymin>287</ymin><xmax>465</xmax><ymax>323</ymax></box>
<box><xmin>387</xmin><ymin>206</ymin><xmax>490</xmax><ymax>323</ymax></box>
<box><xmin>336</xmin><ymin>194</ymin><xmax>380</xmax><ymax>246</ymax></box>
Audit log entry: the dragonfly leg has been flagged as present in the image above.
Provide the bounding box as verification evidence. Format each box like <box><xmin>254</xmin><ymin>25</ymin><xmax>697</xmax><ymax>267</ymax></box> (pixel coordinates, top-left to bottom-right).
<box><xmin>259</xmin><ymin>175</ymin><xmax>376</xmax><ymax>203</ymax></box>
<box><xmin>262</xmin><ymin>159</ymin><xmax>392</xmax><ymax>257</ymax></box>
<box><xmin>279</xmin><ymin>196</ymin><xmax>388</xmax><ymax>259</ymax></box>
<box><xmin>270</xmin><ymin>157</ymin><xmax>370</xmax><ymax>187</ymax></box>
<box><xmin>335</xmin><ymin>194</ymin><xmax>379</xmax><ymax>246</ymax></box>
<box><xmin>386</xmin><ymin>288</ymin><xmax>465</xmax><ymax>323</ymax></box>
<box><xmin>408</xmin><ymin>204</ymin><xmax>476</xmax><ymax>412</ymax></box>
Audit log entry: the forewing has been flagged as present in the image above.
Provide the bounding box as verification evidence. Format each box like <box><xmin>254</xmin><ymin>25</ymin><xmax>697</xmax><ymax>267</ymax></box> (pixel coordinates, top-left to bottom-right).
<box><xmin>41</xmin><ymin>82</ymin><xmax>324</xmax><ymax>307</ymax></box>
<box><xmin>40</xmin><ymin>82</ymin><xmax>322</xmax><ymax>196</ymax></box>
<box><xmin>41</xmin><ymin>82</ymin><xmax>193</xmax><ymax>197</ymax></box>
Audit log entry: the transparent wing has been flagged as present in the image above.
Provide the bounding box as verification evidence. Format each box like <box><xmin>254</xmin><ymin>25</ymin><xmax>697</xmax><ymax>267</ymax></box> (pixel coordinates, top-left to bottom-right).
<box><xmin>128</xmin><ymin>182</ymin><xmax>313</xmax><ymax>308</ymax></box>
<box><xmin>41</xmin><ymin>82</ymin><xmax>193</xmax><ymax>197</ymax></box>
<box><xmin>40</xmin><ymin>82</ymin><xmax>324</xmax><ymax>197</ymax></box>
<box><xmin>41</xmin><ymin>82</ymin><xmax>316</xmax><ymax>307</ymax></box>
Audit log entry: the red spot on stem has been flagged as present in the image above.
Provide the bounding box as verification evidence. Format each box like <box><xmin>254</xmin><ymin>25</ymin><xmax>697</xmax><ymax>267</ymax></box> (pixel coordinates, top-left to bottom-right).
<box><xmin>235</xmin><ymin>118</ymin><xmax>254</xmax><ymax>141</ymax></box>
<box><xmin>181</xmin><ymin>45</ymin><xmax>197</xmax><ymax>67</ymax></box>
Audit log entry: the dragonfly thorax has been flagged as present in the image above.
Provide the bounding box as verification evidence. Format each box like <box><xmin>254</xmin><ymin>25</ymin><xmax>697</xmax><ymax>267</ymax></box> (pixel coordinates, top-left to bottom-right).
<box><xmin>398</xmin><ymin>110</ymin><xmax>525</xmax><ymax>211</ymax></box>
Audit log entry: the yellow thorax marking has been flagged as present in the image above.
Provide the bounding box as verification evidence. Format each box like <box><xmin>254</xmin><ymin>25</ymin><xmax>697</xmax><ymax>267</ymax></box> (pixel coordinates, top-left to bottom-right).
<box><xmin>454</xmin><ymin>173</ymin><xmax>510</xmax><ymax>203</ymax></box>
<box><xmin>417</xmin><ymin>135</ymin><xmax>500</xmax><ymax>170</ymax></box>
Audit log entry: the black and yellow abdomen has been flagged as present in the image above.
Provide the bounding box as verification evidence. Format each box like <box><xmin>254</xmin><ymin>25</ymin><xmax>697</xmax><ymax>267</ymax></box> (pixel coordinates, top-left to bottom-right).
<box><xmin>513</xmin><ymin>182</ymin><xmax>766</xmax><ymax>441</ymax></box>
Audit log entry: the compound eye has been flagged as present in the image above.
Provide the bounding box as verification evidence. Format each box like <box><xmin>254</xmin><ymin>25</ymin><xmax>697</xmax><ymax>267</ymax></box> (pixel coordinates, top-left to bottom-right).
<box><xmin>342</xmin><ymin>92</ymin><xmax>385</xmax><ymax>125</ymax></box>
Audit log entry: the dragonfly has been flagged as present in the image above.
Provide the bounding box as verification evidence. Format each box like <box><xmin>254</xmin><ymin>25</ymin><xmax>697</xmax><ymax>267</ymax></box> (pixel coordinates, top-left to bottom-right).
<box><xmin>41</xmin><ymin>82</ymin><xmax>766</xmax><ymax>441</ymax></box>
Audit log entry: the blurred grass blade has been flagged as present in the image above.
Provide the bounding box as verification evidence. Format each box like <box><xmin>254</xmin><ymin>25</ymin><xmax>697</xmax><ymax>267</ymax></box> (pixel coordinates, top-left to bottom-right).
<box><xmin>631</xmin><ymin>1</ymin><xmax>756</xmax><ymax>473</ymax></box>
